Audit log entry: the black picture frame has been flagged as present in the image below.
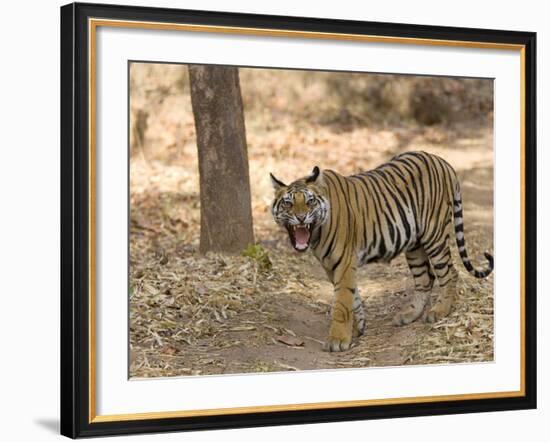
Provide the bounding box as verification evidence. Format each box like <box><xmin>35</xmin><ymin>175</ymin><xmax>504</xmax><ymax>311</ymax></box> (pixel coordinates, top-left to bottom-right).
<box><xmin>60</xmin><ymin>2</ymin><xmax>537</xmax><ymax>438</ymax></box>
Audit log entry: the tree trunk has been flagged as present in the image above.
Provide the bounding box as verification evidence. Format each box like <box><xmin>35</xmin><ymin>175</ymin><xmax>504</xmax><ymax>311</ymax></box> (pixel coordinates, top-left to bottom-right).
<box><xmin>188</xmin><ymin>65</ymin><xmax>254</xmax><ymax>254</ymax></box>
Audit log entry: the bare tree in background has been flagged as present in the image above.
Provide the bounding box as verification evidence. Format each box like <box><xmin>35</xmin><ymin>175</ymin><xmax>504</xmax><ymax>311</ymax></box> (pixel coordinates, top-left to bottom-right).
<box><xmin>188</xmin><ymin>65</ymin><xmax>254</xmax><ymax>254</ymax></box>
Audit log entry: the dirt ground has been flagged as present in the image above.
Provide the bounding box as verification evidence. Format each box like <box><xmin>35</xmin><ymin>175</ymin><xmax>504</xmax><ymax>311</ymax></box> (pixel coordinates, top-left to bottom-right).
<box><xmin>129</xmin><ymin>65</ymin><xmax>494</xmax><ymax>378</ymax></box>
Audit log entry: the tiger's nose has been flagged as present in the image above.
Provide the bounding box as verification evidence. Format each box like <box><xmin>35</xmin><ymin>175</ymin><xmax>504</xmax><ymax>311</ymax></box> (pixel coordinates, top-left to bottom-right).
<box><xmin>297</xmin><ymin>214</ymin><xmax>306</xmax><ymax>223</ymax></box>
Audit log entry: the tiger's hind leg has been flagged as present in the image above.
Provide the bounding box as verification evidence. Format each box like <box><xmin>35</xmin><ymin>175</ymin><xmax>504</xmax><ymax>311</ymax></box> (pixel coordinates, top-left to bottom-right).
<box><xmin>425</xmin><ymin>234</ymin><xmax>459</xmax><ymax>323</ymax></box>
<box><xmin>393</xmin><ymin>246</ymin><xmax>433</xmax><ymax>326</ymax></box>
<box><xmin>351</xmin><ymin>288</ymin><xmax>366</xmax><ymax>337</ymax></box>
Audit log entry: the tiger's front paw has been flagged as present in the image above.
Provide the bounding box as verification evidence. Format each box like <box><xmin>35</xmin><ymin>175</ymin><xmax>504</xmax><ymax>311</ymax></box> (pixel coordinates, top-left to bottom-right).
<box><xmin>324</xmin><ymin>321</ymin><xmax>352</xmax><ymax>352</ymax></box>
<box><xmin>323</xmin><ymin>336</ymin><xmax>352</xmax><ymax>352</ymax></box>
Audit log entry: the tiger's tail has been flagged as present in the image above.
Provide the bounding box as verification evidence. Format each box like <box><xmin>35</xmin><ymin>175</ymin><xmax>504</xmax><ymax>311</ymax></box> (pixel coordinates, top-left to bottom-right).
<box><xmin>452</xmin><ymin>182</ymin><xmax>494</xmax><ymax>278</ymax></box>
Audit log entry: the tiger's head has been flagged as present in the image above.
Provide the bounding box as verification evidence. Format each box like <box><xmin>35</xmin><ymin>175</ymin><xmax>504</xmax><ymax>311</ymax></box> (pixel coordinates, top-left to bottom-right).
<box><xmin>270</xmin><ymin>166</ymin><xmax>330</xmax><ymax>252</ymax></box>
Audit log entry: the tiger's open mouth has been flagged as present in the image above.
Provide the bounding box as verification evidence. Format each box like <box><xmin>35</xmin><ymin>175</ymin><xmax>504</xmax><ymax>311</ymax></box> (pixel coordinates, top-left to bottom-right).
<box><xmin>286</xmin><ymin>223</ymin><xmax>312</xmax><ymax>252</ymax></box>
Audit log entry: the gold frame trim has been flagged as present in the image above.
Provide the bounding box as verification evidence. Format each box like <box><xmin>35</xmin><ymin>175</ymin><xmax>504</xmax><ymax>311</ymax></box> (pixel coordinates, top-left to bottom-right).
<box><xmin>88</xmin><ymin>18</ymin><xmax>527</xmax><ymax>424</ymax></box>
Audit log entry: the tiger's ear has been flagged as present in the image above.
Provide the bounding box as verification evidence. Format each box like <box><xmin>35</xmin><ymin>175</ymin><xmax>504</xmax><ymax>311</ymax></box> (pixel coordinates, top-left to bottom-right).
<box><xmin>305</xmin><ymin>166</ymin><xmax>322</xmax><ymax>184</ymax></box>
<box><xmin>270</xmin><ymin>172</ymin><xmax>287</xmax><ymax>190</ymax></box>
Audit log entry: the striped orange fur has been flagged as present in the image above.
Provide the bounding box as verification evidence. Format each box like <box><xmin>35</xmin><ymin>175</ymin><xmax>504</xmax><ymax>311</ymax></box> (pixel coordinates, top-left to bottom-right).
<box><xmin>271</xmin><ymin>151</ymin><xmax>493</xmax><ymax>352</ymax></box>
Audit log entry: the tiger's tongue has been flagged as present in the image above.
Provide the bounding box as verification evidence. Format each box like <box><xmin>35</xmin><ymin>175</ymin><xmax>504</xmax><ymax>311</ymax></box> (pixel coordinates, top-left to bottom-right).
<box><xmin>294</xmin><ymin>227</ymin><xmax>310</xmax><ymax>250</ymax></box>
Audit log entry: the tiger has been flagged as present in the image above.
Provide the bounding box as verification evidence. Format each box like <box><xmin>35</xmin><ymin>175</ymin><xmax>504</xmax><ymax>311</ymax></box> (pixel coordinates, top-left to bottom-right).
<box><xmin>270</xmin><ymin>151</ymin><xmax>493</xmax><ymax>352</ymax></box>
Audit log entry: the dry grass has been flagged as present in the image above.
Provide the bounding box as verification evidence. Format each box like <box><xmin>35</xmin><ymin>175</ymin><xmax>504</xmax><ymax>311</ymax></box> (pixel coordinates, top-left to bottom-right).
<box><xmin>129</xmin><ymin>63</ymin><xmax>494</xmax><ymax>378</ymax></box>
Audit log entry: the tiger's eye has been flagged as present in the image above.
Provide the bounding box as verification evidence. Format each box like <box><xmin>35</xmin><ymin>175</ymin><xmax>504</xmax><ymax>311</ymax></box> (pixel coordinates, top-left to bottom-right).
<box><xmin>282</xmin><ymin>200</ymin><xmax>292</xmax><ymax>209</ymax></box>
<box><xmin>307</xmin><ymin>199</ymin><xmax>317</xmax><ymax>207</ymax></box>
